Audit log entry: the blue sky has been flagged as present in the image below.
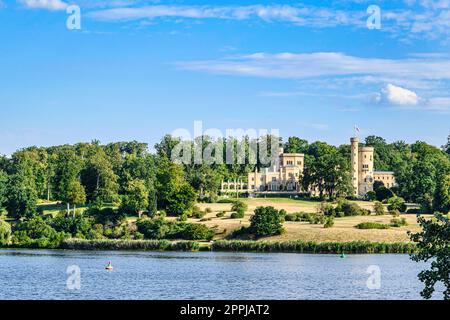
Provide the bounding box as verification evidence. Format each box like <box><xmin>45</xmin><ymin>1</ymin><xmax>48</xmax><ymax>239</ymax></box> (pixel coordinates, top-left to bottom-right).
<box><xmin>1</xmin><ymin>0</ymin><xmax>450</xmax><ymax>154</ymax></box>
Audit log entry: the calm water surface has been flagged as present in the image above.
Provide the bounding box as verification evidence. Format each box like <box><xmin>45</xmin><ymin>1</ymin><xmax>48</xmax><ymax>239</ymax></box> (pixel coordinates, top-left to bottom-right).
<box><xmin>0</xmin><ymin>250</ymin><xmax>436</xmax><ymax>300</ymax></box>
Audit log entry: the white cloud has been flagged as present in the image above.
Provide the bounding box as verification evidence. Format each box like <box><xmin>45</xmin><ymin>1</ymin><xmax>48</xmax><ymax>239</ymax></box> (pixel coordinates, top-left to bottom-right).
<box><xmin>426</xmin><ymin>97</ymin><xmax>450</xmax><ymax>112</ymax></box>
<box><xmin>372</xmin><ymin>84</ymin><xmax>450</xmax><ymax>112</ymax></box>
<box><xmin>83</xmin><ymin>3</ymin><xmax>450</xmax><ymax>41</ymax></box>
<box><xmin>87</xmin><ymin>4</ymin><xmax>364</xmax><ymax>28</ymax></box>
<box><xmin>377</xmin><ymin>84</ymin><xmax>420</xmax><ymax>106</ymax></box>
<box><xmin>19</xmin><ymin>0</ymin><xmax>68</xmax><ymax>10</ymax></box>
<box><xmin>176</xmin><ymin>52</ymin><xmax>450</xmax><ymax>81</ymax></box>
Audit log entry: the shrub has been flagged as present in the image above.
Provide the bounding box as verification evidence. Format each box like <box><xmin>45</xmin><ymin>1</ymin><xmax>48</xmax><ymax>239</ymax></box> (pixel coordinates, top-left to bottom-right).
<box><xmin>375</xmin><ymin>186</ymin><xmax>395</xmax><ymax>202</ymax></box>
<box><xmin>11</xmin><ymin>217</ymin><xmax>68</xmax><ymax>248</ymax></box>
<box><xmin>205</xmin><ymin>208</ymin><xmax>213</xmax><ymax>213</ymax></box>
<box><xmin>217</xmin><ymin>198</ymin><xmax>235</xmax><ymax>203</ymax></box>
<box><xmin>333</xmin><ymin>199</ymin><xmax>368</xmax><ymax>217</ymax></box>
<box><xmin>60</xmin><ymin>239</ymin><xmax>200</xmax><ymax>251</ymax></box>
<box><xmin>309</xmin><ymin>214</ymin><xmax>326</xmax><ymax>224</ymax></box>
<box><xmin>249</xmin><ymin>206</ymin><xmax>284</xmax><ymax>237</ymax></box>
<box><xmin>216</xmin><ymin>211</ymin><xmax>226</xmax><ymax>218</ymax></box>
<box><xmin>0</xmin><ymin>219</ymin><xmax>12</xmax><ymax>246</ymax></box>
<box><xmin>285</xmin><ymin>212</ymin><xmax>314</xmax><ymax>222</ymax></box>
<box><xmin>356</xmin><ymin>222</ymin><xmax>390</xmax><ymax>230</ymax></box>
<box><xmin>231</xmin><ymin>211</ymin><xmax>245</xmax><ymax>219</ymax></box>
<box><xmin>136</xmin><ymin>217</ymin><xmax>215</xmax><ymax>241</ymax></box>
<box><xmin>390</xmin><ymin>209</ymin><xmax>401</xmax><ymax>217</ymax></box>
<box><xmin>231</xmin><ymin>201</ymin><xmax>248</xmax><ymax>217</ymax></box>
<box><xmin>366</xmin><ymin>190</ymin><xmax>377</xmax><ymax>201</ymax></box>
<box><xmin>192</xmin><ymin>206</ymin><xmax>206</xmax><ymax>219</ymax></box>
<box><xmin>318</xmin><ymin>202</ymin><xmax>335</xmax><ymax>217</ymax></box>
<box><xmin>390</xmin><ymin>218</ymin><xmax>408</xmax><ymax>227</ymax></box>
<box><xmin>137</xmin><ymin>218</ymin><xmax>174</xmax><ymax>239</ymax></box>
<box><xmin>373</xmin><ymin>201</ymin><xmax>386</xmax><ymax>216</ymax></box>
<box><xmin>285</xmin><ymin>213</ymin><xmax>297</xmax><ymax>222</ymax></box>
<box><xmin>387</xmin><ymin>197</ymin><xmax>407</xmax><ymax>213</ymax></box>
<box><xmin>51</xmin><ymin>215</ymin><xmax>94</xmax><ymax>239</ymax></box>
<box><xmin>178</xmin><ymin>223</ymin><xmax>215</xmax><ymax>241</ymax></box>
<box><xmin>86</xmin><ymin>207</ymin><xmax>126</xmax><ymax>226</ymax></box>
<box><xmin>324</xmin><ymin>216</ymin><xmax>334</xmax><ymax>228</ymax></box>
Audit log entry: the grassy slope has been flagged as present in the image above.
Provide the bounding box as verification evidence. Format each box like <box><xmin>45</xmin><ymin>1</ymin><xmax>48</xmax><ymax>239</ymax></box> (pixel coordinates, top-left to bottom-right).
<box><xmin>36</xmin><ymin>198</ymin><xmax>424</xmax><ymax>244</ymax></box>
<box><xmin>194</xmin><ymin>198</ymin><xmax>425</xmax><ymax>243</ymax></box>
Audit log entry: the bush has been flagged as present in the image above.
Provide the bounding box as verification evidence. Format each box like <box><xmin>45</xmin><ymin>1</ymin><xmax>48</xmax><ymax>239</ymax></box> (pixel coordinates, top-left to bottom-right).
<box><xmin>51</xmin><ymin>215</ymin><xmax>94</xmax><ymax>239</ymax></box>
<box><xmin>0</xmin><ymin>219</ymin><xmax>12</xmax><ymax>246</ymax></box>
<box><xmin>231</xmin><ymin>201</ymin><xmax>248</xmax><ymax>217</ymax></box>
<box><xmin>231</xmin><ymin>211</ymin><xmax>245</xmax><ymax>219</ymax></box>
<box><xmin>390</xmin><ymin>218</ymin><xmax>408</xmax><ymax>227</ymax></box>
<box><xmin>86</xmin><ymin>207</ymin><xmax>126</xmax><ymax>226</ymax></box>
<box><xmin>373</xmin><ymin>201</ymin><xmax>386</xmax><ymax>216</ymax></box>
<box><xmin>249</xmin><ymin>206</ymin><xmax>284</xmax><ymax>237</ymax></box>
<box><xmin>192</xmin><ymin>206</ymin><xmax>206</xmax><ymax>219</ymax></box>
<box><xmin>285</xmin><ymin>213</ymin><xmax>297</xmax><ymax>222</ymax></box>
<box><xmin>324</xmin><ymin>216</ymin><xmax>334</xmax><ymax>228</ymax></box>
<box><xmin>137</xmin><ymin>218</ymin><xmax>174</xmax><ymax>239</ymax></box>
<box><xmin>217</xmin><ymin>198</ymin><xmax>235</xmax><ymax>203</ymax></box>
<box><xmin>318</xmin><ymin>202</ymin><xmax>335</xmax><ymax>216</ymax></box>
<box><xmin>387</xmin><ymin>197</ymin><xmax>407</xmax><ymax>213</ymax></box>
<box><xmin>137</xmin><ymin>217</ymin><xmax>215</xmax><ymax>241</ymax></box>
<box><xmin>11</xmin><ymin>217</ymin><xmax>68</xmax><ymax>248</ymax></box>
<box><xmin>366</xmin><ymin>190</ymin><xmax>377</xmax><ymax>201</ymax></box>
<box><xmin>375</xmin><ymin>186</ymin><xmax>395</xmax><ymax>202</ymax></box>
<box><xmin>178</xmin><ymin>223</ymin><xmax>215</xmax><ymax>241</ymax></box>
<box><xmin>60</xmin><ymin>239</ymin><xmax>200</xmax><ymax>251</ymax></box>
<box><xmin>216</xmin><ymin>211</ymin><xmax>226</xmax><ymax>218</ymax></box>
<box><xmin>285</xmin><ymin>212</ymin><xmax>314</xmax><ymax>222</ymax></box>
<box><xmin>356</xmin><ymin>222</ymin><xmax>390</xmax><ymax>230</ymax></box>
<box><xmin>390</xmin><ymin>209</ymin><xmax>401</xmax><ymax>217</ymax></box>
<box><xmin>205</xmin><ymin>208</ymin><xmax>213</xmax><ymax>214</ymax></box>
<box><xmin>337</xmin><ymin>201</ymin><xmax>366</xmax><ymax>216</ymax></box>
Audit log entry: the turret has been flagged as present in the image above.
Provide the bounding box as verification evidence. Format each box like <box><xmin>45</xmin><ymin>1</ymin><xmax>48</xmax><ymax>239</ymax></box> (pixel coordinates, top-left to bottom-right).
<box><xmin>350</xmin><ymin>137</ymin><xmax>359</xmax><ymax>196</ymax></box>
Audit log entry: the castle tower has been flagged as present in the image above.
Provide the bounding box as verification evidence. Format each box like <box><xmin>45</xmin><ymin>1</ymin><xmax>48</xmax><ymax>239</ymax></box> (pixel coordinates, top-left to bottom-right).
<box><xmin>350</xmin><ymin>137</ymin><xmax>359</xmax><ymax>196</ymax></box>
<box><xmin>358</xmin><ymin>146</ymin><xmax>374</xmax><ymax>196</ymax></box>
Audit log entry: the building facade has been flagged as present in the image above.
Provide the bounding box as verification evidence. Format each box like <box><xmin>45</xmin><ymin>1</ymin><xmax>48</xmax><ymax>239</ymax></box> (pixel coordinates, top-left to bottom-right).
<box><xmin>221</xmin><ymin>137</ymin><xmax>397</xmax><ymax>197</ymax></box>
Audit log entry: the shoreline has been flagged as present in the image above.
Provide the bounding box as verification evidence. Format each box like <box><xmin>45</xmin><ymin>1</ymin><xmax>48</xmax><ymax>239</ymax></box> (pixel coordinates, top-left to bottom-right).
<box><xmin>0</xmin><ymin>239</ymin><xmax>417</xmax><ymax>254</ymax></box>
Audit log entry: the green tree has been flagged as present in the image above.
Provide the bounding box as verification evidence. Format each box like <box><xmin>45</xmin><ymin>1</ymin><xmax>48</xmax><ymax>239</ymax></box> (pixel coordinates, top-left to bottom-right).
<box><xmin>0</xmin><ymin>170</ymin><xmax>7</xmax><ymax>211</ymax></box>
<box><xmin>5</xmin><ymin>171</ymin><xmax>38</xmax><ymax>219</ymax></box>
<box><xmin>434</xmin><ymin>174</ymin><xmax>450</xmax><ymax>214</ymax></box>
<box><xmin>65</xmin><ymin>179</ymin><xmax>86</xmax><ymax>216</ymax></box>
<box><xmin>284</xmin><ymin>137</ymin><xmax>309</xmax><ymax>154</ymax></box>
<box><xmin>443</xmin><ymin>134</ymin><xmax>450</xmax><ymax>155</ymax></box>
<box><xmin>387</xmin><ymin>196</ymin><xmax>407</xmax><ymax>212</ymax></box>
<box><xmin>410</xmin><ymin>212</ymin><xmax>450</xmax><ymax>300</ymax></box>
<box><xmin>11</xmin><ymin>148</ymin><xmax>49</xmax><ymax>199</ymax></box>
<box><xmin>81</xmin><ymin>147</ymin><xmax>119</xmax><ymax>206</ymax></box>
<box><xmin>52</xmin><ymin>148</ymin><xmax>85</xmax><ymax>214</ymax></box>
<box><xmin>121</xmin><ymin>179</ymin><xmax>149</xmax><ymax>217</ymax></box>
<box><xmin>155</xmin><ymin>157</ymin><xmax>196</xmax><ymax>216</ymax></box>
<box><xmin>249</xmin><ymin>206</ymin><xmax>284</xmax><ymax>237</ymax></box>
<box><xmin>302</xmin><ymin>142</ymin><xmax>353</xmax><ymax>199</ymax></box>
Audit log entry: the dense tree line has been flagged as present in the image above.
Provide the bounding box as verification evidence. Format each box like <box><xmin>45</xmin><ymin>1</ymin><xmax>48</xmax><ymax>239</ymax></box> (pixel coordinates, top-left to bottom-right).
<box><xmin>0</xmin><ymin>133</ymin><xmax>449</xmax><ymax>221</ymax></box>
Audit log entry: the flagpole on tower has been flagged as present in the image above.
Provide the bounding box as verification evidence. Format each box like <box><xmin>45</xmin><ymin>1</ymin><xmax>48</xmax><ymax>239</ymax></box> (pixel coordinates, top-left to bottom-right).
<box><xmin>354</xmin><ymin>125</ymin><xmax>360</xmax><ymax>138</ymax></box>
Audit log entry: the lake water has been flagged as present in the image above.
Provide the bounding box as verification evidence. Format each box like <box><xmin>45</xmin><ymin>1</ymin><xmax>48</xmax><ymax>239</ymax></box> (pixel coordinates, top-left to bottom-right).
<box><xmin>0</xmin><ymin>249</ymin><xmax>438</xmax><ymax>300</ymax></box>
